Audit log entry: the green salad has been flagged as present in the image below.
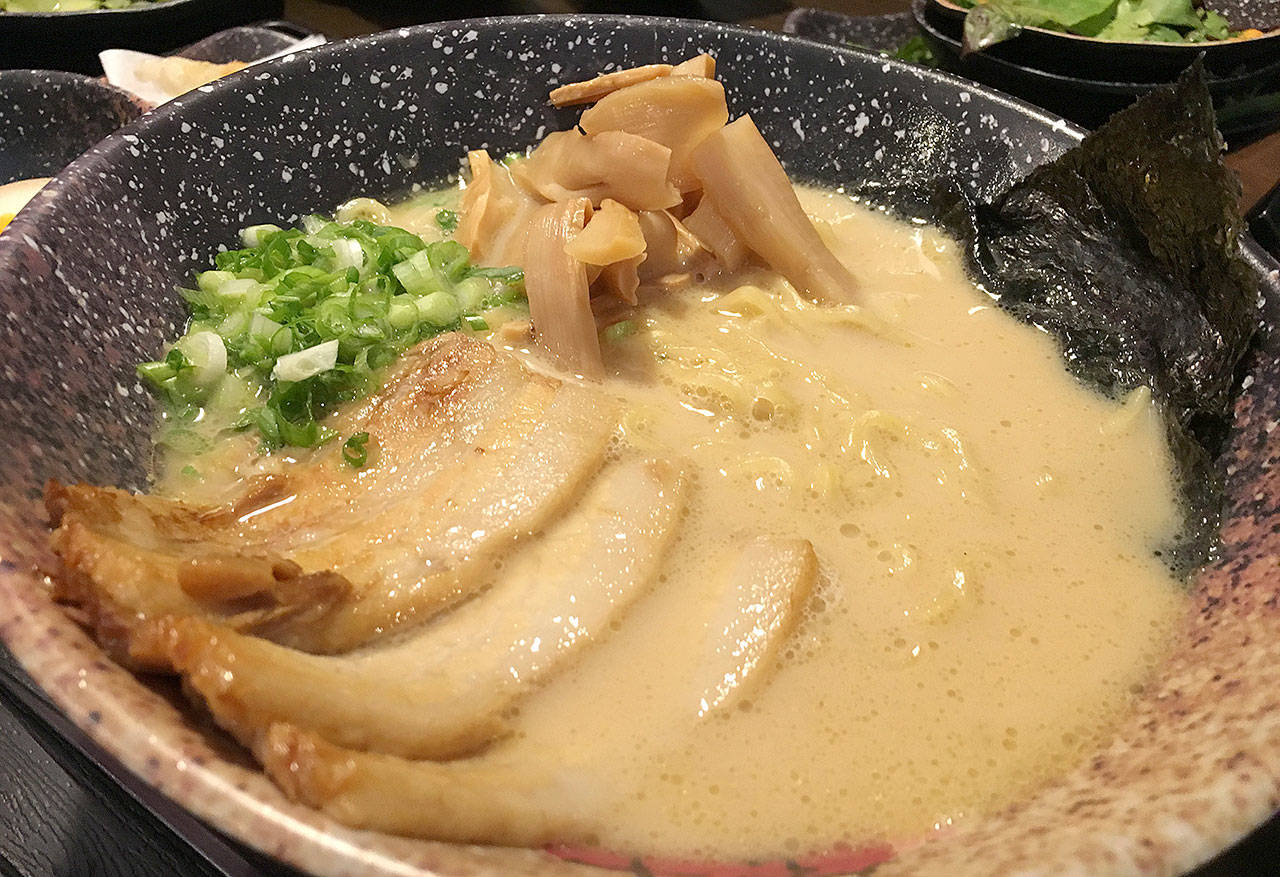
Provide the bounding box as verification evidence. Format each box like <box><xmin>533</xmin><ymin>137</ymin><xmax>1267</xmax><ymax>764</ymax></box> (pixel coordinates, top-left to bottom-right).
<box><xmin>1</xmin><ymin>0</ymin><xmax>154</xmax><ymax>10</ymax></box>
<box><xmin>138</xmin><ymin>215</ymin><xmax>526</xmax><ymax>462</ymax></box>
<box><xmin>956</xmin><ymin>0</ymin><xmax>1239</xmax><ymax>45</ymax></box>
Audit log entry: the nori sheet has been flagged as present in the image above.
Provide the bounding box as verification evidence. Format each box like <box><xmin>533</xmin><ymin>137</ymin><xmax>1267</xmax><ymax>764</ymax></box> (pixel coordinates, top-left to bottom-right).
<box><xmin>934</xmin><ymin>60</ymin><xmax>1262</xmax><ymax>574</ymax></box>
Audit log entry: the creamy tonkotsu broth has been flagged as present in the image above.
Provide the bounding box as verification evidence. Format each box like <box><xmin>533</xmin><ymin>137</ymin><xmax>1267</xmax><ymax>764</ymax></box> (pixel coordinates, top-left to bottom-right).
<box><xmin>47</xmin><ymin>55</ymin><xmax>1212</xmax><ymax>868</ymax></box>
<box><xmin>152</xmin><ymin>184</ymin><xmax>1187</xmax><ymax>860</ymax></box>
<box><xmin>487</xmin><ymin>189</ymin><xmax>1187</xmax><ymax>857</ymax></box>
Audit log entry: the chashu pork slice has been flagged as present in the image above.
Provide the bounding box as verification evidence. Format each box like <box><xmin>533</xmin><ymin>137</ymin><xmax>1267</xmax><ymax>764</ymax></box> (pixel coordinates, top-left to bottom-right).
<box><xmin>49</xmin><ymin>334</ymin><xmax>616</xmax><ymax>660</ymax></box>
<box><xmin>235</xmin><ymin>331</ymin><xmax>562</xmax><ymax>550</ymax></box>
<box><xmin>261</xmin><ymin>723</ymin><xmax>601</xmax><ymax>846</ymax></box>
<box><xmin>694</xmin><ymin>537</ymin><xmax>818</xmax><ymax>718</ymax></box>
<box><xmin>149</xmin><ymin>458</ymin><xmax>686</xmax><ymax>760</ymax></box>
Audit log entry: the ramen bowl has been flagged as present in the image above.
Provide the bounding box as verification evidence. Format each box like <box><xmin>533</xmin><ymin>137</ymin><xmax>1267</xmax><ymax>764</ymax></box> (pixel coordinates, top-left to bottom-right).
<box><xmin>0</xmin><ymin>16</ymin><xmax>1278</xmax><ymax>876</ymax></box>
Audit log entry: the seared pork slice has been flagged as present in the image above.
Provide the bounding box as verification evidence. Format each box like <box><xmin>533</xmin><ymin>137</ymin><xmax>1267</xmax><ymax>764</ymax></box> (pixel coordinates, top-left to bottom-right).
<box><xmin>153</xmin><ymin>458</ymin><xmax>685</xmax><ymax>759</ymax></box>
<box><xmin>49</xmin><ymin>499</ymin><xmax>352</xmax><ymax>668</ymax></box>
<box><xmin>261</xmin><ymin>723</ymin><xmax>600</xmax><ymax>846</ymax></box>
<box><xmin>278</xmin><ymin>382</ymin><xmax>615</xmax><ymax>651</ymax></box>
<box><xmin>690</xmin><ymin>115</ymin><xmax>859</xmax><ymax>303</ymax></box>
<box><xmin>241</xmin><ymin>334</ymin><xmax>559</xmax><ymax>550</ymax></box>
<box><xmin>695</xmin><ymin>537</ymin><xmax>818</xmax><ymax>718</ymax></box>
<box><xmin>49</xmin><ymin>335</ymin><xmax>615</xmax><ymax>657</ymax></box>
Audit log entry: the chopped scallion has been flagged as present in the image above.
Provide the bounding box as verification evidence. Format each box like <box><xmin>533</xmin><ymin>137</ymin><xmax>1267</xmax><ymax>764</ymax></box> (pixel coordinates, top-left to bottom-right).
<box><xmin>435</xmin><ymin>209</ymin><xmax>458</xmax><ymax>233</ymax></box>
<box><xmin>603</xmin><ymin>320</ymin><xmax>638</xmax><ymax>342</ymax></box>
<box><xmin>138</xmin><ymin>211</ymin><xmax>528</xmax><ymax>453</ymax></box>
<box><xmin>343</xmin><ymin>431</ymin><xmax>371</xmax><ymax>468</ymax></box>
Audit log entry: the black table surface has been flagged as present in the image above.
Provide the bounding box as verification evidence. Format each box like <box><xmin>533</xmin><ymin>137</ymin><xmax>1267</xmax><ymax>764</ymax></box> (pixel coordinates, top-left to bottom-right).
<box><xmin>3</xmin><ymin>2</ymin><xmax>1280</xmax><ymax>875</ymax></box>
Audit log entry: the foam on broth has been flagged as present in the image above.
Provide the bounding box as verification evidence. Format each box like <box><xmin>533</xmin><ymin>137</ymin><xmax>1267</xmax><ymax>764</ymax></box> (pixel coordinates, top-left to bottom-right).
<box><xmin>159</xmin><ymin>185</ymin><xmax>1187</xmax><ymax>861</ymax></box>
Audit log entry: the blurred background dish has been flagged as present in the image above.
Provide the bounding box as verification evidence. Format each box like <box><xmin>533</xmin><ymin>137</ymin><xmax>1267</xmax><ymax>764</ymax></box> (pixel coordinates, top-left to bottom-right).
<box><xmin>785</xmin><ymin>2</ymin><xmax>1280</xmax><ymax>146</ymax></box>
<box><xmin>0</xmin><ymin>68</ymin><xmax>141</xmax><ymax>186</ymax></box>
<box><xmin>0</xmin><ymin>0</ymin><xmax>285</xmax><ymax>74</ymax></box>
<box><xmin>912</xmin><ymin>0</ymin><xmax>1280</xmax><ymax>141</ymax></box>
<box><xmin>924</xmin><ymin>0</ymin><xmax>1280</xmax><ymax>81</ymax></box>
<box><xmin>98</xmin><ymin>24</ymin><xmax>325</xmax><ymax>106</ymax></box>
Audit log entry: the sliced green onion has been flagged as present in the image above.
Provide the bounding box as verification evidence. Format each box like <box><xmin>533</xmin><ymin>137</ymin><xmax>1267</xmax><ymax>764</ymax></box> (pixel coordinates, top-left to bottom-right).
<box><xmin>140</xmin><ymin>211</ymin><xmax>527</xmax><ymax>454</ymax></box>
<box><xmin>428</xmin><ymin>240</ymin><xmax>471</xmax><ymax>283</ymax></box>
<box><xmin>451</xmin><ymin>276</ymin><xmax>490</xmax><ymax>313</ymax></box>
<box><xmin>271</xmin><ymin>339</ymin><xmax>339</xmax><ymax>382</ymax></box>
<box><xmin>330</xmin><ymin>237</ymin><xmax>365</xmax><ymax>272</ymax></box>
<box><xmin>435</xmin><ymin>209</ymin><xmax>458</xmax><ymax>233</ymax></box>
<box><xmin>136</xmin><ymin>360</ymin><xmax>176</xmax><ymax>388</ymax></box>
<box><xmin>241</xmin><ymin>224</ymin><xmax>283</xmax><ymax>248</ymax></box>
<box><xmin>603</xmin><ymin>320</ymin><xmax>638</xmax><ymax>343</ymax></box>
<box><xmin>387</xmin><ymin>295</ymin><xmax>421</xmax><ymax>331</ymax></box>
<box><xmin>176</xmin><ymin>330</ymin><xmax>227</xmax><ymax>387</ymax></box>
<box><xmin>342</xmin><ymin>431</ymin><xmax>371</xmax><ymax>468</ymax></box>
<box><xmin>391</xmin><ymin>249</ymin><xmax>441</xmax><ymax>296</ymax></box>
<box><xmin>196</xmin><ymin>270</ymin><xmax>236</xmax><ymax>293</ymax></box>
<box><xmin>417</xmin><ymin>291</ymin><xmax>461</xmax><ymax>327</ymax></box>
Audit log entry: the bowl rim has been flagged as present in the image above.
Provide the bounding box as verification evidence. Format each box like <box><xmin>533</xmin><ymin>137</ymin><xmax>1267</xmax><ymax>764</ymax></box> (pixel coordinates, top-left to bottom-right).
<box><xmin>929</xmin><ymin>0</ymin><xmax>1280</xmax><ymax>48</ymax></box>
<box><xmin>3</xmin><ymin>12</ymin><xmax>1280</xmax><ymax>877</ymax></box>
<box><xmin>0</xmin><ymin>66</ymin><xmax>140</xmax><ymax>98</ymax></box>
<box><xmin>0</xmin><ymin>67</ymin><xmax>144</xmax><ymax>186</ymax></box>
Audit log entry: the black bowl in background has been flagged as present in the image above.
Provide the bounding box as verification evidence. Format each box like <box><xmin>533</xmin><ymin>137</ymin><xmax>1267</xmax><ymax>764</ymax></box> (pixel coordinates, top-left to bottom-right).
<box><xmin>0</xmin><ymin>0</ymin><xmax>285</xmax><ymax>75</ymax></box>
<box><xmin>783</xmin><ymin>6</ymin><xmax>920</xmax><ymax>54</ymax></box>
<box><xmin>912</xmin><ymin>0</ymin><xmax>1280</xmax><ymax>143</ymax></box>
<box><xmin>925</xmin><ymin>0</ymin><xmax>1280</xmax><ymax>82</ymax></box>
<box><xmin>0</xmin><ymin>69</ymin><xmax>142</xmax><ymax>186</ymax></box>
<box><xmin>178</xmin><ymin>20</ymin><xmax>316</xmax><ymax>65</ymax></box>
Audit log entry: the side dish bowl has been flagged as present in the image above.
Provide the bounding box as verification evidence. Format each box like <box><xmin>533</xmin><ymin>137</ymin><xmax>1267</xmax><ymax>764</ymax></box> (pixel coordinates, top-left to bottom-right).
<box><xmin>0</xmin><ymin>0</ymin><xmax>285</xmax><ymax>74</ymax></box>
<box><xmin>925</xmin><ymin>0</ymin><xmax>1280</xmax><ymax>82</ymax></box>
<box><xmin>0</xmin><ymin>69</ymin><xmax>141</xmax><ymax>184</ymax></box>
<box><xmin>912</xmin><ymin>0</ymin><xmax>1280</xmax><ymax>139</ymax></box>
<box><xmin>1</xmin><ymin>16</ymin><xmax>1279</xmax><ymax>877</ymax></box>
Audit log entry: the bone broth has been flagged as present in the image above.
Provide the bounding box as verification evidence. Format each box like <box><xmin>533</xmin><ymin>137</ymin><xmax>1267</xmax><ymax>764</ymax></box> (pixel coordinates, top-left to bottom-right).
<box><xmin>476</xmin><ymin>188</ymin><xmax>1187</xmax><ymax>857</ymax></box>
<box><xmin>51</xmin><ymin>56</ymin><xmax>1190</xmax><ymax>866</ymax></box>
<box><xmin>140</xmin><ymin>186</ymin><xmax>1186</xmax><ymax>859</ymax></box>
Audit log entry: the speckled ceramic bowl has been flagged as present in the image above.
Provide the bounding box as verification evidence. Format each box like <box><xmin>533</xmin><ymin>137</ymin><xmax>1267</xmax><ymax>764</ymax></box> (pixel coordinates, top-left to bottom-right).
<box><xmin>1</xmin><ymin>15</ymin><xmax>1279</xmax><ymax>877</ymax></box>
<box><xmin>0</xmin><ymin>69</ymin><xmax>141</xmax><ymax>185</ymax></box>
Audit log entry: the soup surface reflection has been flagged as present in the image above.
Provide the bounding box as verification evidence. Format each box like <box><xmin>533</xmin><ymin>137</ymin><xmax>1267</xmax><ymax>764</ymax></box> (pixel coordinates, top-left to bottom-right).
<box><xmin>157</xmin><ymin>185</ymin><xmax>1187</xmax><ymax>860</ymax></box>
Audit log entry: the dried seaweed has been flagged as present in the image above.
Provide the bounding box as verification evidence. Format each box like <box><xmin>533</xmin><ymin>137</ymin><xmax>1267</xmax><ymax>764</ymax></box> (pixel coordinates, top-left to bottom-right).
<box><xmin>935</xmin><ymin>60</ymin><xmax>1262</xmax><ymax>573</ymax></box>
